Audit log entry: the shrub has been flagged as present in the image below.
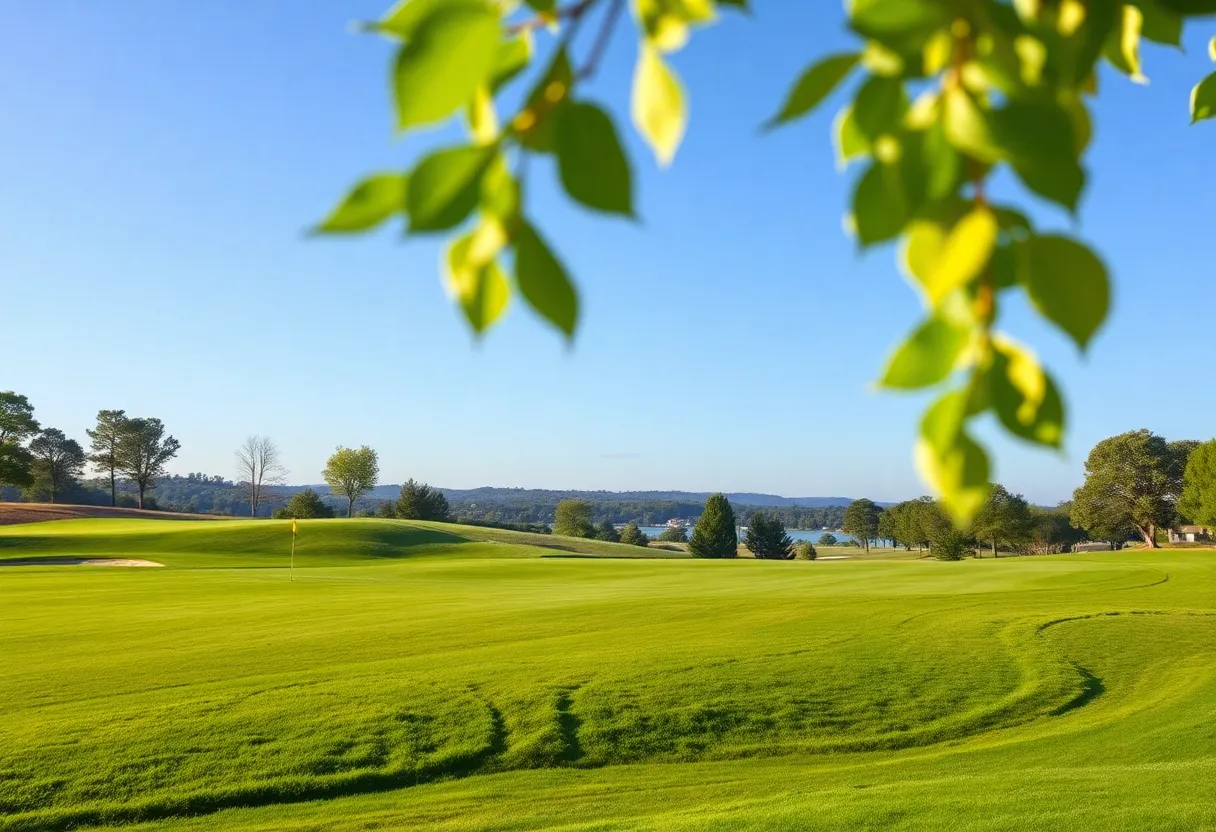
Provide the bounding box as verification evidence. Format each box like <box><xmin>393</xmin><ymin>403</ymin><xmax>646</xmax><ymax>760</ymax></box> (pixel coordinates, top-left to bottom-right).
<box><xmin>795</xmin><ymin>541</ymin><xmax>817</xmax><ymax>560</ymax></box>
<box><xmin>273</xmin><ymin>488</ymin><xmax>335</xmax><ymax>519</ymax></box>
<box><xmin>819</xmin><ymin>533</ymin><xmax>838</xmax><ymax>547</ymax></box>
<box><xmin>657</xmin><ymin>525</ymin><xmax>688</xmax><ymax>543</ymax></box>
<box><xmin>932</xmin><ymin>530</ymin><xmax>973</xmax><ymax>561</ymax></box>
<box><xmin>618</xmin><ymin>521</ymin><xmax>650</xmax><ymax>547</ymax></box>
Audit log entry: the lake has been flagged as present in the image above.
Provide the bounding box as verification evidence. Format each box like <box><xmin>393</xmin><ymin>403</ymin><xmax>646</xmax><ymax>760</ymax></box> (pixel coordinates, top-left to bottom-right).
<box><xmin>640</xmin><ymin>527</ymin><xmax>856</xmax><ymax>544</ymax></box>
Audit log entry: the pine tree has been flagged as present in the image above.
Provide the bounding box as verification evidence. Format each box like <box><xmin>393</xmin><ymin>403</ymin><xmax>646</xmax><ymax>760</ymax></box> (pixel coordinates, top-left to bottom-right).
<box><xmin>745</xmin><ymin>512</ymin><xmax>794</xmax><ymax>559</ymax></box>
<box><xmin>689</xmin><ymin>494</ymin><xmax>737</xmax><ymax>559</ymax></box>
<box><xmin>596</xmin><ymin>519</ymin><xmax>620</xmax><ymax>542</ymax></box>
<box><xmin>619</xmin><ymin>521</ymin><xmax>649</xmax><ymax>547</ymax></box>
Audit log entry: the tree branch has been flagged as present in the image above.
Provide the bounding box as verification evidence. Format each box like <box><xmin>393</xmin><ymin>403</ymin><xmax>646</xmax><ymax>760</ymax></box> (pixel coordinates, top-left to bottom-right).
<box><xmin>507</xmin><ymin>0</ymin><xmax>599</xmax><ymax>35</ymax></box>
<box><xmin>577</xmin><ymin>0</ymin><xmax>626</xmax><ymax>81</ymax></box>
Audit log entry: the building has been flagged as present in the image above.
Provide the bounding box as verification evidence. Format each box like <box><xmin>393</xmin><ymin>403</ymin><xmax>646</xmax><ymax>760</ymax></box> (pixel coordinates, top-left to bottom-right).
<box><xmin>1169</xmin><ymin>525</ymin><xmax>1212</xmax><ymax>543</ymax></box>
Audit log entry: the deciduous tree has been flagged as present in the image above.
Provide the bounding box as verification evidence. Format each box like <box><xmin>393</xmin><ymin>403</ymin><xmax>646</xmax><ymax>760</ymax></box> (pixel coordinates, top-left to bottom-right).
<box><xmin>657</xmin><ymin>525</ymin><xmax>687</xmax><ymax>543</ymax></box>
<box><xmin>689</xmin><ymin>494</ymin><xmax>737</xmax><ymax>559</ymax></box>
<box><xmin>323</xmin><ymin>446</ymin><xmax>380</xmax><ymax>518</ymax></box>
<box><xmin>843</xmin><ymin>498</ymin><xmax>881</xmax><ymax>553</ymax></box>
<box><xmin>596</xmin><ymin>519</ymin><xmax>620</xmax><ymax>542</ymax></box>
<box><xmin>27</xmin><ymin>428</ymin><xmax>86</xmax><ymax>503</ymax></box>
<box><xmin>87</xmin><ymin>410</ymin><xmax>129</xmax><ymax>507</ymax></box>
<box><xmin>553</xmin><ymin>499</ymin><xmax>594</xmax><ymax>538</ymax></box>
<box><xmin>745</xmin><ymin>512</ymin><xmax>794</xmax><ymax>560</ymax></box>
<box><xmin>1180</xmin><ymin>440</ymin><xmax>1216</xmax><ymax>528</ymax></box>
<box><xmin>115</xmin><ymin>418</ymin><xmax>181</xmax><ymax>510</ymax></box>
<box><xmin>273</xmin><ymin>488</ymin><xmax>335</xmax><ymax>519</ymax></box>
<box><xmin>1071</xmin><ymin>430</ymin><xmax>1187</xmax><ymax>548</ymax></box>
<box><xmin>618</xmin><ymin>521</ymin><xmax>649</xmax><ymax>547</ymax></box>
<box><xmin>235</xmin><ymin>435</ymin><xmax>287</xmax><ymax>518</ymax></box>
<box><xmin>972</xmin><ymin>484</ymin><xmax>1033</xmax><ymax>558</ymax></box>
<box><xmin>0</xmin><ymin>392</ymin><xmax>39</xmax><ymax>494</ymax></box>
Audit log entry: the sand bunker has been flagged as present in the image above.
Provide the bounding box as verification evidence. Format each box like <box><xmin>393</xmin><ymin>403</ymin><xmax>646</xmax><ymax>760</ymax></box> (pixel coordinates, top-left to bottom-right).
<box><xmin>0</xmin><ymin>558</ymin><xmax>164</xmax><ymax>568</ymax></box>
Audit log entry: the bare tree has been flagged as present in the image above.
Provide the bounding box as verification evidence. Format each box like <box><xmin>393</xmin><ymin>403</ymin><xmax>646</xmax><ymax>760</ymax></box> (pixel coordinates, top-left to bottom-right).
<box><xmin>236</xmin><ymin>435</ymin><xmax>286</xmax><ymax>518</ymax></box>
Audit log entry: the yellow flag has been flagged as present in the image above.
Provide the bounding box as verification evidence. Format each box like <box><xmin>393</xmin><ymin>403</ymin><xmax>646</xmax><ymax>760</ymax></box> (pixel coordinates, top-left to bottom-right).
<box><xmin>291</xmin><ymin>518</ymin><xmax>298</xmax><ymax>536</ymax></box>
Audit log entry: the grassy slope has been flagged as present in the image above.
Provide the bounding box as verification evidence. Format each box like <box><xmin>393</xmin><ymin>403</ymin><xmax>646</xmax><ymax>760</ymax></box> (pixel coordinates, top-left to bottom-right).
<box><xmin>0</xmin><ymin>519</ymin><xmax>1213</xmax><ymax>831</ymax></box>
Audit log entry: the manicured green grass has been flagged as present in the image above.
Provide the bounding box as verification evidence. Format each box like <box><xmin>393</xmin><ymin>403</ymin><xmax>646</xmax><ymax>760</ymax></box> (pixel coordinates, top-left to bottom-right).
<box><xmin>0</xmin><ymin>519</ymin><xmax>1213</xmax><ymax>831</ymax></box>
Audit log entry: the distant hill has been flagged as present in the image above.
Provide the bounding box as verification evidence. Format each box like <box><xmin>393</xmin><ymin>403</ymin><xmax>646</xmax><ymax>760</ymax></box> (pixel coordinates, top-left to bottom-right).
<box><xmin>298</xmin><ymin>485</ymin><xmax>863</xmax><ymax>509</ymax></box>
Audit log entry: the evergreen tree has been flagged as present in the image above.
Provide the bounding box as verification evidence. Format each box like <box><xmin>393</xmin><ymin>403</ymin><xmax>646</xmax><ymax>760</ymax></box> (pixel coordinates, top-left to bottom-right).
<box><xmin>843</xmin><ymin>498</ymin><xmax>882</xmax><ymax>553</ymax></box>
<box><xmin>396</xmin><ymin>479</ymin><xmax>450</xmax><ymax>521</ymax></box>
<box><xmin>618</xmin><ymin>521</ymin><xmax>649</xmax><ymax>547</ymax></box>
<box><xmin>596</xmin><ymin>519</ymin><xmax>620</xmax><ymax>542</ymax></box>
<box><xmin>27</xmin><ymin>428</ymin><xmax>86</xmax><ymax>504</ymax></box>
<box><xmin>745</xmin><ymin>512</ymin><xmax>794</xmax><ymax>559</ymax></box>
<box><xmin>689</xmin><ymin>494</ymin><xmax>737</xmax><ymax>559</ymax></box>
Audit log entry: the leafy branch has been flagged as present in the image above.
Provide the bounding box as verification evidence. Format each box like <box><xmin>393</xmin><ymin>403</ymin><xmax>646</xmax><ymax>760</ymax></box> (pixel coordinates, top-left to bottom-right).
<box><xmin>315</xmin><ymin>0</ymin><xmax>1216</xmax><ymax>526</ymax></box>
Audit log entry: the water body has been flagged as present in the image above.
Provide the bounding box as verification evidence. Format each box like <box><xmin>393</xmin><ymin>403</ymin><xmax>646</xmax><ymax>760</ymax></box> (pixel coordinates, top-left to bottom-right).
<box><xmin>640</xmin><ymin>527</ymin><xmax>856</xmax><ymax>545</ymax></box>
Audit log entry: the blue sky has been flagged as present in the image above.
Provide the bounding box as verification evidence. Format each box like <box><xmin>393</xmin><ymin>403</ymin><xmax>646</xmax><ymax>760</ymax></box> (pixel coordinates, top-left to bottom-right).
<box><xmin>2</xmin><ymin>2</ymin><xmax>1213</xmax><ymax>504</ymax></box>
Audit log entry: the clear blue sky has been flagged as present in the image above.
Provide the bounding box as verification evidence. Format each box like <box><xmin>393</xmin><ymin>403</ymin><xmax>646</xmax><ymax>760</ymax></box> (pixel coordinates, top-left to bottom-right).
<box><xmin>2</xmin><ymin>2</ymin><xmax>1213</xmax><ymax>504</ymax></box>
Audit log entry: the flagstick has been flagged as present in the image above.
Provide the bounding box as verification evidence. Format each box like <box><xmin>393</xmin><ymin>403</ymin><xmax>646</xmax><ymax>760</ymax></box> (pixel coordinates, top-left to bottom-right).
<box><xmin>290</xmin><ymin>526</ymin><xmax>296</xmax><ymax>582</ymax></box>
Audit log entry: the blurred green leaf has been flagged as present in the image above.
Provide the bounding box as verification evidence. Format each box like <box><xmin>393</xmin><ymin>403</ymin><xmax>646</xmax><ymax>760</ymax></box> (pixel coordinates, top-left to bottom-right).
<box><xmin>922</xmin><ymin>119</ymin><xmax>960</xmax><ymax>200</ymax></box>
<box><xmin>850</xmin><ymin>0</ymin><xmax>949</xmax><ymax>45</ymax></box>
<box><xmin>480</xmin><ymin>154</ymin><xmax>519</xmax><ymax>221</ymax></box>
<box><xmin>1191</xmin><ymin>71</ymin><xmax>1216</xmax><ymax>122</ymax></box>
<box><xmin>407</xmin><ymin>145</ymin><xmax>494</xmax><ymax>232</ymax></box>
<box><xmin>1154</xmin><ymin>0</ymin><xmax>1216</xmax><ymax>14</ymax></box>
<box><xmin>833</xmin><ymin>105</ymin><xmax>871</xmax><ymax>168</ymax></box>
<box><xmin>1103</xmin><ymin>4</ymin><xmax>1146</xmax><ymax>82</ymax></box>
<box><xmin>991</xmin><ymin>100</ymin><xmax>1085</xmax><ymax>212</ymax></box>
<box><xmin>924</xmin><ymin>207</ymin><xmax>997</xmax><ymax>305</ymax></box>
<box><xmin>490</xmin><ymin>34</ymin><xmax>533</xmax><ymax>92</ymax></box>
<box><xmin>1021</xmin><ymin>235</ymin><xmax>1110</xmax><ymax>351</ymax></box>
<box><xmin>852</xmin><ymin>75</ymin><xmax>907</xmax><ymax>140</ymax></box>
<box><xmin>852</xmin><ymin>162</ymin><xmax>908</xmax><ymax>247</ymax></box>
<box><xmin>915</xmin><ymin>390</ymin><xmax>990</xmax><ymax>526</ymax></box>
<box><xmin>314</xmin><ymin>173</ymin><xmax>407</xmax><ymax>234</ymax></box>
<box><xmin>555</xmin><ymin>101</ymin><xmax>635</xmax><ymax>216</ymax></box>
<box><xmin>393</xmin><ymin>7</ymin><xmax>501</xmax><ymax>131</ymax></box>
<box><xmin>631</xmin><ymin>43</ymin><xmax>687</xmax><ymax>166</ymax></box>
<box><xmin>943</xmin><ymin>87</ymin><xmax>1000</xmax><ymax>164</ymax></box>
<box><xmin>879</xmin><ymin>315</ymin><xmax>971</xmax><ymax>390</ymax></box>
<box><xmin>990</xmin><ymin>337</ymin><xmax>1065</xmax><ymax>448</ymax></box>
<box><xmin>1134</xmin><ymin>0</ymin><xmax>1184</xmax><ymax>46</ymax></box>
<box><xmin>765</xmin><ymin>53</ymin><xmax>859</xmax><ymax>129</ymax></box>
<box><xmin>517</xmin><ymin>48</ymin><xmax>573</xmax><ymax>153</ymax></box>
<box><xmin>445</xmin><ymin>220</ymin><xmax>510</xmax><ymax>333</ymax></box>
<box><xmin>514</xmin><ymin>221</ymin><xmax>579</xmax><ymax>338</ymax></box>
<box><xmin>371</xmin><ymin>0</ymin><xmax>488</xmax><ymax>39</ymax></box>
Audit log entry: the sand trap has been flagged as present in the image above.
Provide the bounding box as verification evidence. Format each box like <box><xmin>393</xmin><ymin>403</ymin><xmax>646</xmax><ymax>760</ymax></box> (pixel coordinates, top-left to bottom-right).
<box><xmin>816</xmin><ymin>556</ymin><xmax>851</xmax><ymax>561</ymax></box>
<box><xmin>0</xmin><ymin>558</ymin><xmax>164</xmax><ymax>568</ymax></box>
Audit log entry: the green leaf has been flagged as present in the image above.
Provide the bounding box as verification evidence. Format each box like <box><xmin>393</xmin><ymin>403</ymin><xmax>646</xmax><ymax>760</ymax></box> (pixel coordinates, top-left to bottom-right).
<box><xmin>516</xmin><ymin>48</ymin><xmax>573</xmax><ymax>153</ymax></box>
<box><xmin>631</xmin><ymin>43</ymin><xmax>687</xmax><ymax>167</ymax></box>
<box><xmin>490</xmin><ymin>34</ymin><xmax>533</xmax><ymax>92</ymax></box>
<box><xmin>1134</xmin><ymin>0</ymin><xmax>1183</xmax><ymax>46</ymax></box>
<box><xmin>922</xmin><ymin>119</ymin><xmax>960</xmax><ymax>200</ymax></box>
<box><xmin>1210</xmin><ymin>35</ymin><xmax>1216</xmax><ymax>61</ymax></box>
<box><xmin>554</xmin><ymin>101</ymin><xmax>634</xmax><ymax>216</ymax></box>
<box><xmin>314</xmin><ymin>174</ymin><xmax>407</xmax><ymax>234</ymax></box>
<box><xmin>445</xmin><ymin>219</ymin><xmax>510</xmax><ymax>333</ymax></box>
<box><xmin>852</xmin><ymin>75</ymin><xmax>907</xmax><ymax>141</ymax></box>
<box><xmin>915</xmin><ymin>390</ymin><xmax>990</xmax><ymax>526</ymax></box>
<box><xmin>765</xmin><ymin>53</ymin><xmax>859</xmax><ymax>130</ymax></box>
<box><xmin>851</xmin><ymin>162</ymin><xmax>908</xmax><ymax>247</ymax></box>
<box><xmin>1191</xmin><ymin>71</ymin><xmax>1216</xmax><ymax>122</ymax></box>
<box><xmin>923</xmin><ymin>207</ymin><xmax>997</xmax><ymax>305</ymax></box>
<box><xmin>393</xmin><ymin>7</ymin><xmax>502</xmax><ymax>131</ymax></box>
<box><xmin>942</xmin><ymin>87</ymin><xmax>1000</xmax><ymax>164</ymax></box>
<box><xmin>1020</xmin><ymin>235</ymin><xmax>1110</xmax><ymax>351</ymax></box>
<box><xmin>523</xmin><ymin>0</ymin><xmax>557</xmax><ymax>11</ymax></box>
<box><xmin>407</xmin><ymin>145</ymin><xmax>494</xmax><ymax>232</ymax></box>
<box><xmin>990</xmin><ymin>337</ymin><xmax>1066</xmax><ymax>448</ymax></box>
<box><xmin>514</xmin><ymin>221</ymin><xmax>579</xmax><ymax>338</ymax></box>
<box><xmin>480</xmin><ymin>154</ymin><xmax>519</xmax><ymax>221</ymax></box>
<box><xmin>833</xmin><ymin>105</ymin><xmax>871</xmax><ymax>168</ymax></box>
<box><xmin>879</xmin><ymin>315</ymin><xmax>971</xmax><ymax>390</ymax></box>
<box><xmin>1103</xmin><ymin>4</ymin><xmax>1146</xmax><ymax>82</ymax></box>
<box><xmin>850</xmin><ymin>0</ymin><xmax>949</xmax><ymax>43</ymax></box>
<box><xmin>370</xmin><ymin>0</ymin><xmax>488</xmax><ymax>39</ymax></box>
<box><xmin>990</xmin><ymin>100</ymin><xmax>1085</xmax><ymax>212</ymax></box>
<box><xmin>1153</xmin><ymin>0</ymin><xmax>1216</xmax><ymax>16</ymax></box>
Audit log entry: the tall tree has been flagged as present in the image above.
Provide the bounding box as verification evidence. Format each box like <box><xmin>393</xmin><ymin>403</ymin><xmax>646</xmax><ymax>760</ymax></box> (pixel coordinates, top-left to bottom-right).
<box><xmin>745</xmin><ymin>512</ymin><xmax>794</xmax><ymax>560</ymax></box>
<box><xmin>689</xmin><ymin>494</ymin><xmax>737</xmax><ymax>559</ymax></box>
<box><xmin>1180</xmin><ymin>440</ymin><xmax>1216</xmax><ymax>528</ymax></box>
<box><xmin>972</xmin><ymin>484</ymin><xmax>1033</xmax><ymax>558</ymax></box>
<box><xmin>323</xmin><ymin>446</ymin><xmax>379</xmax><ymax>518</ymax></box>
<box><xmin>235</xmin><ymin>435</ymin><xmax>286</xmax><ymax>517</ymax></box>
<box><xmin>1071</xmin><ymin>430</ymin><xmax>1187</xmax><ymax>548</ymax></box>
<box><xmin>618</xmin><ymin>521</ymin><xmax>649</xmax><ymax>547</ymax></box>
<box><xmin>396</xmin><ymin>479</ymin><xmax>450</xmax><ymax>521</ymax></box>
<box><xmin>596</xmin><ymin>519</ymin><xmax>620</xmax><ymax>543</ymax></box>
<box><xmin>553</xmin><ymin>499</ymin><xmax>594</xmax><ymax>538</ymax></box>
<box><xmin>115</xmin><ymin>418</ymin><xmax>182</xmax><ymax>509</ymax></box>
<box><xmin>843</xmin><ymin>498</ymin><xmax>882</xmax><ymax>553</ymax></box>
<box><xmin>27</xmin><ymin>428</ymin><xmax>86</xmax><ymax>503</ymax></box>
<box><xmin>86</xmin><ymin>410</ymin><xmax>130</xmax><ymax>507</ymax></box>
<box><xmin>0</xmin><ymin>391</ymin><xmax>39</xmax><ymax>495</ymax></box>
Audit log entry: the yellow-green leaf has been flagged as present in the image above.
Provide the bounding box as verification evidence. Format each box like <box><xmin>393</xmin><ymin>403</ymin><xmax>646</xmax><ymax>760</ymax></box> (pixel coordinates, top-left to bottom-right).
<box><xmin>942</xmin><ymin>87</ymin><xmax>1000</xmax><ymax>163</ymax></box>
<box><xmin>514</xmin><ymin>221</ymin><xmax>579</xmax><ymax>338</ymax></box>
<box><xmin>879</xmin><ymin>315</ymin><xmax>971</xmax><ymax>390</ymax></box>
<box><xmin>393</xmin><ymin>7</ymin><xmax>502</xmax><ymax>131</ymax></box>
<box><xmin>445</xmin><ymin>220</ymin><xmax>510</xmax><ymax>333</ymax></box>
<box><xmin>555</xmin><ymin>101</ymin><xmax>635</xmax><ymax>216</ymax></box>
<box><xmin>1020</xmin><ymin>235</ymin><xmax>1110</xmax><ymax>351</ymax></box>
<box><xmin>765</xmin><ymin>53</ymin><xmax>859</xmax><ymax>130</ymax></box>
<box><xmin>1103</xmin><ymin>4</ymin><xmax>1146</xmax><ymax>82</ymax></box>
<box><xmin>833</xmin><ymin>105</ymin><xmax>871</xmax><ymax>169</ymax></box>
<box><xmin>1191</xmin><ymin>71</ymin><xmax>1216</xmax><ymax>122</ymax></box>
<box><xmin>490</xmin><ymin>34</ymin><xmax>533</xmax><ymax>92</ymax></box>
<box><xmin>314</xmin><ymin>173</ymin><xmax>407</xmax><ymax>234</ymax></box>
<box><xmin>631</xmin><ymin>43</ymin><xmax>687</xmax><ymax>167</ymax></box>
<box><xmin>915</xmin><ymin>390</ymin><xmax>990</xmax><ymax>526</ymax></box>
<box><xmin>924</xmin><ymin>208</ymin><xmax>998</xmax><ymax>305</ymax></box>
<box><xmin>990</xmin><ymin>337</ymin><xmax>1066</xmax><ymax>448</ymax></box>
<box><xmin>370</xmin><ymin>0</ymin><xmax>488</xmax><ymax>39</ymax></box>
<box><xmin>407</xmin><ymin>145</ymin><xmax>494</xmax><ymax>232</ymax></box>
